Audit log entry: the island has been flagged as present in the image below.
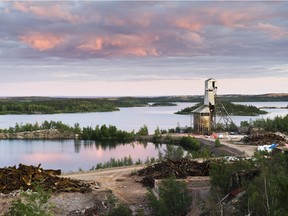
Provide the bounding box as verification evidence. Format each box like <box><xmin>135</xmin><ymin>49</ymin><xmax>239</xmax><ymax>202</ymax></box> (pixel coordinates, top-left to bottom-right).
<box><xmin>175</xmin><ymin>102</ymin><xmax>268</xmax><ymax>116</ymax></box>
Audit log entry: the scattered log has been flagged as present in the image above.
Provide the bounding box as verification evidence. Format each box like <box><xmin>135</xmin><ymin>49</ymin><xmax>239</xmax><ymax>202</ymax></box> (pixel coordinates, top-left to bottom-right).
<box><xmin>0</xmin><ymin>164</ymin><xmax>91</xmax><ymax>194</ymax></box>
<box><xmin>137</xmin><ymin>159</ymin><xmax>210</xmax><ymax>187</ymax></box>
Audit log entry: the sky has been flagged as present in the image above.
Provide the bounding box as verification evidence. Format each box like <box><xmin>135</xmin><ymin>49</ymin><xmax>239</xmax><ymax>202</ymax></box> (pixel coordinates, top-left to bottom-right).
<box><xmin>0</xmin><ymin>1</ymin><xmax>288</xmax><ymax>97</ymax></box>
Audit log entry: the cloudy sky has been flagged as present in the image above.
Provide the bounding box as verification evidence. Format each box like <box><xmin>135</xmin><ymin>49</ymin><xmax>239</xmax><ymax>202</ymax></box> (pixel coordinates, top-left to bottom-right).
<box><xmin>0</xmin><ymin>1</ymin><xmax>287</xmax><ymax>97</ymax></box>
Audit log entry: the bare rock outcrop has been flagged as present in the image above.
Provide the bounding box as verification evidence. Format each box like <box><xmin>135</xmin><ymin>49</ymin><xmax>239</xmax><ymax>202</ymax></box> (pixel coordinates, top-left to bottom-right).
<box><xmin>0</xmin><ymin>129</ymin><xmax>76</xmax><ymax>139</ymax></box>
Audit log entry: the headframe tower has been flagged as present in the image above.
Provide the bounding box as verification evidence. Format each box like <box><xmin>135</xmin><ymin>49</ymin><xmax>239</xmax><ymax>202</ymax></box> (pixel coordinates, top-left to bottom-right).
<box><xmin>192</xmin><ymin>78</ymin><xmax>217</xmax><ymax>134</ymax></box>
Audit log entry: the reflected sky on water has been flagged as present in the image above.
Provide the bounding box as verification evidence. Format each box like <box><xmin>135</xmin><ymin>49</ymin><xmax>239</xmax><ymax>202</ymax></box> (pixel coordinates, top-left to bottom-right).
<box><xmin>0</xmin><ymin>101</ymin><xmax>287</xmax><ymax>171</ymax></box>
<box><xmin>0</xmin><ymin>140</ymin><xmax>166</xmax><ymax>172</ymax></box>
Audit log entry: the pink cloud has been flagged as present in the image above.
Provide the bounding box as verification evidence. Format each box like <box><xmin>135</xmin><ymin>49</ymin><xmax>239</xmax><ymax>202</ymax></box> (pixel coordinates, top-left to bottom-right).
<box><xmin>205</xmin><ymin>6</ymin><xmax>265</xmax><ymax>28</ymax></box>
<box><xmin>77</xmin><ymin>38</ymin><xmax>103</xmax><ymax>51</ymax></box>
<box><xmin>178</xmin><ymin>32</ymin><xmax>204</xmax><ymax>44</ymax></box>
<box><xmin>20</xmin><ymin>34</ymin><xmax>64</xmax><ymax>50</ymax></box>
<box><xmin>12</xmin><ymin>2</ymin><xmax>84</xmax><ymax>24</ymax></box>
<box><xmin>77</xmin><ymin>34</ymin><xmax>159</xmax><ymax>57</ymax></box>
<box><xmin>117</xmin><ymin>47</ymin><xmax>157</xmax><ymax>57</ymax></box>
<box><xmin>171</xmin><ymin>17</ymin><xmax>202</xmax><ymax>31</ymax></box>
<box><xmin>257</xmin><ymin>22</ymin><xmax>288</xmax><ymax>39</ymax></box>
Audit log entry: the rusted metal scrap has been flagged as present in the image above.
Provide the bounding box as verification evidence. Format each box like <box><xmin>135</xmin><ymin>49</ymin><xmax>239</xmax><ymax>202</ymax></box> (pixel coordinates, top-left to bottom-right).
<box><xmin>0</xmin><ymin>164</ymin><xmax>91</xmax><ymax>194</ymax></box>
<box><xmin>137</xmin><ymin>159</ymin><xmax>210</xmax><ymax>187</ymax></box>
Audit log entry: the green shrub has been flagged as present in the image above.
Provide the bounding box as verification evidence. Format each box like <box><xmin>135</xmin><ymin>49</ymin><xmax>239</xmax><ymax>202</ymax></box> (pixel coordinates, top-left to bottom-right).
<box><xmin>163</xmin><ymin>145</ymin><xmax>184</xmax><ymax>160</ymax></box>
<box><xmin>146</xmin><ymin>177</ymin><xmax>192</xmax><ymax>216</ymax></box>
<box><xmin>180</xmin><ymin>136</ymin><xmax>200</xmax><ymax>151</ymax></box>
<box><xmin>136</xmin><ymin>125</ymin><xmax>149</xmax><ymax>136</ymax></box>
<box><xmin>107</xmin><ymin>204</ymin><xmax>132</xmax><ymax>216</ymax></box>
<box><xmin>5</xmin><ymin>183</ymin><xmax>54</xmax><ymax>216</ymax></box>
<box><xmin>215</xmin><ymin>138</ymin><xmax>221</xmax><ymax>147</ymax></box>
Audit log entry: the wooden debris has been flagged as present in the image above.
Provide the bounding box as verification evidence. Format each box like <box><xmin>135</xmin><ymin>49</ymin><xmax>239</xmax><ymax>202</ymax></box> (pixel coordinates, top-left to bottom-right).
<box><xmin>137</xmin><ymin>159</ymin><xmax>210</xmax><ymax>187</ymax></box>
<box><xmin>241</xmin><ymin>132</ymin><xmax>286</xmax><ymax>146</ymax></box>
<box><xmin>0</xmin><ymin>164</ymin><xmax>91</xmax><ymax>194</ymax></box>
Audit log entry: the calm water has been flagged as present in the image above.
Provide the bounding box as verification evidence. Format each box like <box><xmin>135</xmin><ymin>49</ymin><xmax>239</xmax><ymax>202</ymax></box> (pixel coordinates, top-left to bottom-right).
<box><xmin>0</xmin><ymin>140</ymin><xmax>165</xmax><ymax>172</ymax></box>
<box><xmin>0</xmin><ymin>101</ymin><xmax>287</xmax><ymax>171</ymax></box>
<box><xmin>0</xmin><ymin>102</ymin><xmax>196</xmax><ymax>133</ymax></box>
<box><xmin>231</xmin><ymin>102</ymin><xmax>288</xmax><ymax>125</ymax></box>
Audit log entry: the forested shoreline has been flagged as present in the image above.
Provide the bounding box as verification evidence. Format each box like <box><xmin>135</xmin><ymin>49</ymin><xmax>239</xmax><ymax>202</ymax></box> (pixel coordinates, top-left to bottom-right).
<box><xmin>175</xmin><ymin>102</ymin><xmax>268</xmax><ymax>116</ymax></box>
<box><xmin>0</xmin><ymin>112</ymin><xmax>287</xmax><ymax>140</ymax></box>
<box><xmin>0</xmin><ymin>94</ymin><xmax>286</xmax><ymax>115</ymax></box>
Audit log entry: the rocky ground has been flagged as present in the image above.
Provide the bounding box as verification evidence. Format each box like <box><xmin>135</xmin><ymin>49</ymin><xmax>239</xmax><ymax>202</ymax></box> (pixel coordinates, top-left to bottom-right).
<box><xmin>0</xmin><ymin>165</ymin><xmax>147</xmax><ymax>215</ymax></box>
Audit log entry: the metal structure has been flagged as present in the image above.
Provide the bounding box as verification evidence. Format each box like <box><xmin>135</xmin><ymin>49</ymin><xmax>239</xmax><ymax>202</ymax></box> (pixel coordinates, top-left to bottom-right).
<box><xmin>191</xmin><ymin>78</ymin><xmax>217</xmax><ymax>134</ymax></box>
<box><xmin>215</xmin><ymin>97</ymin><xmax>238</xmax><ymax>132</ymax></box>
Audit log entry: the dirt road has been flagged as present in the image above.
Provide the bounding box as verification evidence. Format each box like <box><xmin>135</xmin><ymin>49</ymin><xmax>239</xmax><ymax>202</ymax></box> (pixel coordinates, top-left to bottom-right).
<box><xmin>63</xmin><ymin>164</ymin><xmax>147</xmax><ymax>205</ymax></box>
<box><xmin>201</xmin><ymin>135</ymin><xmax>257</xmax><ymax>157</ymax></box>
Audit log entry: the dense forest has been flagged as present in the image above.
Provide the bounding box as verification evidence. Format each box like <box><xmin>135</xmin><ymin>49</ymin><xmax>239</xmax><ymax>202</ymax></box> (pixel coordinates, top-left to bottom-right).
<box><xmin>0</xmin><ymin>94</ymin><xmax>286</xmax><ymax>115</ymax></box>
<box><xmin>0</xmin><ymin>97</ymin><xmax>151</xmax><ymax>114</ymax></box>
<box><xmin>0</xmin><ymin>99</ymin><xmax>118</xmax><ymax>114</ymax></box>
<box><xmin>175</xmin><ymin>102</ymin><xmax>268</xmax><ymax>116</ymax></box>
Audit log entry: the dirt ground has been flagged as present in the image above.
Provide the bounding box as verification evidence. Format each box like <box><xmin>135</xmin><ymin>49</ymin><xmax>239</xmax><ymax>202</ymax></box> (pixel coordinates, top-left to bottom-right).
<box><xmin>0</xmin><ymin>165</ymin><xmax>148</xmax><ymax>215</ymax></box>
<box><xmin>0</xmin><ymin>137</ymin><xmax>257</xmax><ymax>215</ymax></box>
<box><xmin>62</xmin><ymin>165</ymin><xmax>147</xmax><ymax>206</ymax></box>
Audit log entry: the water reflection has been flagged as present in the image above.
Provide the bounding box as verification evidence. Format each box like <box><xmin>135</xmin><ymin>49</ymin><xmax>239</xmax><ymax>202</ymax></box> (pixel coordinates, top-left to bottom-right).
<box><xmin>0</xmin><ymin>101</ymin><xmax>287</xmax><ymax>172</ymax></box>
<box><xmin>0</xmin><ymin>139</ymin><xmax>166</xmax><ymax>172</ymax></box>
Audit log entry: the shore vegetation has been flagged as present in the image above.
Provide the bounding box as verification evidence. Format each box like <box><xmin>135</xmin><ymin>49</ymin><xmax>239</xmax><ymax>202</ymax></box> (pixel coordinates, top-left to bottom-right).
<box><xmin>175</xmin><ymin>101</ymin><xmax>268</xmax><ymax>116</ymax></box>
<box><xmin>0</xmin><ymin>94</ymin><xmax>285</xmax><ymax>115</ymax></box>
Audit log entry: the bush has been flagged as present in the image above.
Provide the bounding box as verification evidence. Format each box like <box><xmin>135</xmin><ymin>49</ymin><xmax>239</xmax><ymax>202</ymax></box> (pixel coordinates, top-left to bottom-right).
<box><xmin>5</xmin><ymin>183</ymin><xmax>54</xmax><ymax>216</ymax></box>
<box><xmin>163</xmin><ymin>145</ymin><xmax>184</xmax><ymax>160</ymax></box>
<box><xmin>146</xmin><ymin>177</ymin><xmax>192</xmax><ymax>216</ymax></box>
<box><xmin>107</xmin><ymin>204</ymin><xmax>132</xmax><ymax>216</ymax></box>
<box><xmin>180</xmin><ymin>136</ymin><xmax>200</xmax><ymax>151</ymax></box>
<box><xmin>215</xmin><ymin>138</ymin><xmax>221</xmax><ymax>147</ymax></box>
<box><xmin>137</xmin><ymin>125</ymin><xmax>149</xmax><ymax>136</ymax></box>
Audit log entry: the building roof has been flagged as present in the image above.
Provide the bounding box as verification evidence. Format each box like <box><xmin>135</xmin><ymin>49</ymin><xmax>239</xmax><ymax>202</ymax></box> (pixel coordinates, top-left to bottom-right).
<box><xmin>206</xmin><ymin>77</ymin><xmax>216</xmax><ymax>82</ymax></box>
<box><xmin>191</xmin><ymin>105</ymin><xmax>210</xmax><ymax>113</ymax></box>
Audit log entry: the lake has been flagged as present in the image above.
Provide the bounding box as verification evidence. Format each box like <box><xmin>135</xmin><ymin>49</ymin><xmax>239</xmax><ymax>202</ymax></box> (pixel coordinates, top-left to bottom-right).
<box><xmin>0</xmin><ymin>101</ymin><xmax>287</xmax><ymax>171</ymax></box>
<box><xmin>0</xmin><ymin>140</ymin><xmax>165</xmax><ymax>172</ymax></box>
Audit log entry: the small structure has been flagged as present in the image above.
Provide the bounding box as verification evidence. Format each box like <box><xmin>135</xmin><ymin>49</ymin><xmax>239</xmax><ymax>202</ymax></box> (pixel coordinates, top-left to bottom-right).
<box><xmin>192</xmin><ymin>78</ymin><xmax>217</xmax><ymax>134</ymax></box>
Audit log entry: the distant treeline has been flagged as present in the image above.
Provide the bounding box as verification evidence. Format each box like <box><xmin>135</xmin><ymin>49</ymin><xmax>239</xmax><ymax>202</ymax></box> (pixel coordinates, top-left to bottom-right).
<box><xmin>0</xmin><ymin>121</ymin><xmax>149</xmax><ymax>142</ymax></box>
<box><xmin>0</xmin><ymin>99</ymin><xmax>119</xmax><ymax>114</ymax></box>
<box><xmin>0</xmin><ymin>121</ymin><xmax>203</xmax><ymax>152</ymax></box>
<box><xmin>175</xmin><ymin>102</ymin><xmax>268</xmax><ymax>116</ymax></box>
<box><xmin>0</xmin><ymin>94</ymin><xmax>287</xmax><ymax>115</ymax></box>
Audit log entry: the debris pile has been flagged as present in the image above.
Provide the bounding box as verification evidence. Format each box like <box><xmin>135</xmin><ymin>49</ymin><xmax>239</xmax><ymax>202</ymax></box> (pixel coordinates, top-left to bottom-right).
<box><xmin>241</xmin><ymin>132</ymin><xmax>286</xmax><ymax>146</ymax></box>
<box><xmin>0</xmin><ymin>164</ymin><xmax>91</xmax><ymax>194</ymax></box>
<box><xmin>137</xmin><ymin>159</ymin><xmax>210</xmax><ymax>187</ymax></box>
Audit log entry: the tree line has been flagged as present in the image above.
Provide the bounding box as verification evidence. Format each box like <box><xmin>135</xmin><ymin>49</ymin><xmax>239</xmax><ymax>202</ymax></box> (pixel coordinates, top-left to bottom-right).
<box><xmin>241</xmin><ymin>114</ymin><xmax>288</xmax><ymax>133</ymax></box>
<box><xmin>1</xmin><ymin>95</ymin><xmax>286</xmax><ymax>115</ymax></box>
<box><xmin>0</xmin><ymin>121</ymin><xmax>149</xmax><ymax>142</ymax></box>
<box><xmin>0</xmin><ymin>99</ymin><xmax>121</xmax><ymax>114</ymax></box>
<box><xmin>175</xmin><ymin>102</ymin><xmax>268</xmax><ymax>116</ymax></box>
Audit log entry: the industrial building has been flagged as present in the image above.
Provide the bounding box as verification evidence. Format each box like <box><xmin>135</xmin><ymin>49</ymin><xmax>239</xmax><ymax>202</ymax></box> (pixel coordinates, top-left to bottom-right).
<box><xmin>192</xmin><ymin>78</ymin><xmax>217</xmax><ymax>134</ymax></box>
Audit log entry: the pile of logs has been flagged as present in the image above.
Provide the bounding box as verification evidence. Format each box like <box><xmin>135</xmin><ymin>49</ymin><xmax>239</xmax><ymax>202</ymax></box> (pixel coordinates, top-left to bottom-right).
<box><xmin>241</xmin><ymin>132</ymin><xmax>286</xmax><ymax>146</ymax></box>
<box><xmin>137</xmin><ymin>159</ymin><xmax>210</xmax><ymax>187</ymax></box>
<box><xmin>0</xmin><ymin>164</ymin><xmax>91</xmax><ymax>194</ymax></box>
